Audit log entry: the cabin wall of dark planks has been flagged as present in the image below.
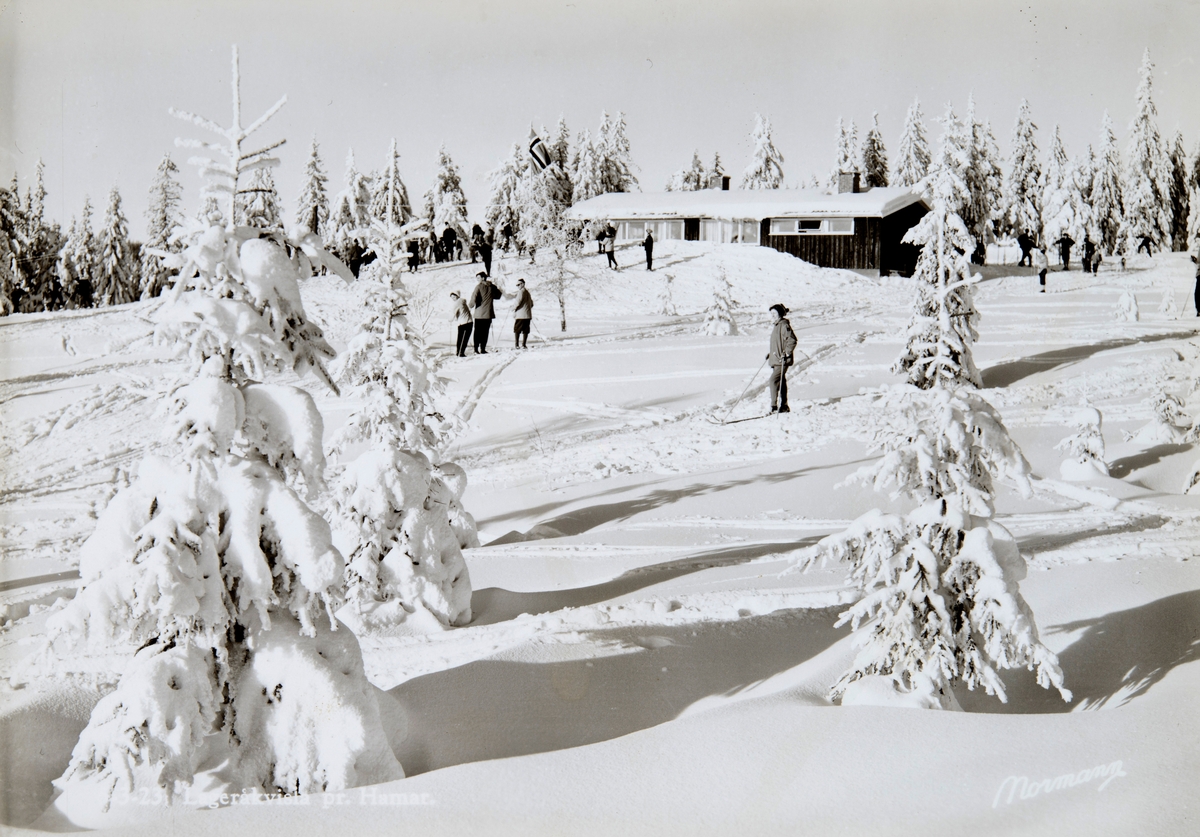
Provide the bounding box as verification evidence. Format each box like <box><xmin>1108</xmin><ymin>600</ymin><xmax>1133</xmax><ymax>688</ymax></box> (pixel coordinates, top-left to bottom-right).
<box><xmin>879</xmin><ymin>202</ymin><xmax>929</xmax><ymax>276</ymax></box>
<box><xmin>759</xmin><ymin>217</ymin><xmax>881</xmax><ymax>269</ymax></box>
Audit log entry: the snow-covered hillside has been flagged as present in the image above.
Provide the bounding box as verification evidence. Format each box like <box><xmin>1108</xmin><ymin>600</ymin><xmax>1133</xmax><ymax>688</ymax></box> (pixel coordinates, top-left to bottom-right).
<box><xmin>1</xmin><ymin>241</ymin><xmax>1198</xmax><ymax>835</ymax></box>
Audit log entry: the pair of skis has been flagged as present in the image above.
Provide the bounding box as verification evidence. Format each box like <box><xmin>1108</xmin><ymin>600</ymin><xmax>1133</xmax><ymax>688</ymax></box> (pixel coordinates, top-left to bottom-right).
<box><xmin>707</xmin><ymin>351</ymin><xmax>818</xmax><ymax>425</ymax></box>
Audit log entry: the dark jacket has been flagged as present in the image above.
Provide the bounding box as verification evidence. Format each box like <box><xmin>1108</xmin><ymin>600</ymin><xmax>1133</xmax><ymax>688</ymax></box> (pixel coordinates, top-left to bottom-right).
<box><xmin>644</xmin><ymin>232</ymin><xmax>654</xmax><ymax>253</ymax></box>
<box><xmin>471</xmin><ymin>279</ymin><xmax>500</xmax><ymax>319</ymax></box>
<box><xmin>769</xmin><ymin>317</ymin><xmax>797</xmax><ymax>367</ymax></box>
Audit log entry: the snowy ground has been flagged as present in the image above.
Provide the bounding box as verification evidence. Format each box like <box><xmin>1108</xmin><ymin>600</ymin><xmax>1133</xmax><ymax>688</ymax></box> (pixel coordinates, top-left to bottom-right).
<box><xmin>1</xmin><ymin>239</ymin><xmax>1198</xmax><ymax>835</ymax></box>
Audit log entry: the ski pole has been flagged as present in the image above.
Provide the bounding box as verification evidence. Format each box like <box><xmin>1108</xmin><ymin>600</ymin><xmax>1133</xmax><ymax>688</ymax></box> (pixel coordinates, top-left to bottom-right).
<box><xmin>719</xmin><ymin>356</ymin><xmax>769</xmax><ymax>424</ymax></box>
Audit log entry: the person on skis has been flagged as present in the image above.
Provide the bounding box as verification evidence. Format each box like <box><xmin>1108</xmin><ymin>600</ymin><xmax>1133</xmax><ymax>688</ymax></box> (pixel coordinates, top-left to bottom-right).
<box><xmin>767</xmin><ymin>303</ymin><xmax>797</xmax><ymax>414</ymax></box>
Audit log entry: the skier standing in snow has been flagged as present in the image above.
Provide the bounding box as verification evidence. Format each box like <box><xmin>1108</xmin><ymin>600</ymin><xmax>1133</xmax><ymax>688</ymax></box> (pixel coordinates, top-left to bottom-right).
<box><xmin>1055</xmin><ymin>233</ymin><xmax>1075</xmax><ymax>271</ymax></box>
<box><xmin>1137</xmin><ymin>234</ymin><xmax>1154</xmax><ymax>258</ymax></box>
<box><xmin>442</xmin><ymin>226</ymin><xmax>458</xmax><ymax>262</ymax></box>
<box><xmin>643</xmin><ymin>226</ymin><xmax>655</xmax><ymax>271</ymax></box>
<box><xmin>450</xmin><ymin>291</ymin><xmax>473</xmax><ymax>357</ymax></box>
<box><xmin>766</xmin><ymin>303</ymin><xmax>797</xmax><ymax>414</ymax></box>
<box><xmin>604</xmin><ymin>225</ymin><xmax>618</xmax><ymax>269</ymax></box>
<box><xmin>1081</xmin><ymin>237</ymin><xmax>1096</xmax><ymax>274</ymax></box>
<box><xmin>1033</xmin><ymin>246</ymin><xmax>1049</xmax><ymax>292</ymax></box>
<box><xmin>512</xmin><ymin>278</ymin><xmax>533</xmax><ymax>349</ymax></box>
<box><xmin>480</xmin><ymin>229</ymin><xmax>494</xmax><ymax>276</ymax></box>
<box><xmin>470</xmin><ymin>271</ymin><xmax>500</xmax><ymax>353</ymax></box>
<box><xmin>1017</xmin><ymin>232</ymin><xmax>1034</xmax><ymax>267</ymax></box>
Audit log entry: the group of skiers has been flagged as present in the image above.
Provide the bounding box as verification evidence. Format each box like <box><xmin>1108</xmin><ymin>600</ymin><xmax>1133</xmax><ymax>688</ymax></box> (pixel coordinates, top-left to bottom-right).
<box><xmin>595</xmin><ymin>224</ymin><xmax>656</xmax><ymax>271</ymax></box>
<box><xmin>1016</xmin><ymin>232</ymin><xmax>1105</xmax><ymax>292</ymax></box>
<box><xmin>408</xmin><ymin>223</ymin><xmax>496</xmax><ymax>274</ymax></box>
<box><xmin>450</xmin><ymin>271</ymin><xmax>536</xmax><ymax>356</ymax></box>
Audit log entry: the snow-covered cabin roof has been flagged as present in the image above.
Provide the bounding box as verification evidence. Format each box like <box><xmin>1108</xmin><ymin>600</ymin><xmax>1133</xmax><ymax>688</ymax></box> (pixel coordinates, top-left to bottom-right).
<box><xmin>566</xmin><ymin>187</ymin><xmax>924</xmax><ymax>222</ymax></box>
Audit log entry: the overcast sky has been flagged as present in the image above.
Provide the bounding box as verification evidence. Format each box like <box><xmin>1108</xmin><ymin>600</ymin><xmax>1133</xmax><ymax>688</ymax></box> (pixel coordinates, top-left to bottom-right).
<box><xmin>2</xmin><ymin>0</ymin><xmax>1197</xmax><ymax>238</ymax></box>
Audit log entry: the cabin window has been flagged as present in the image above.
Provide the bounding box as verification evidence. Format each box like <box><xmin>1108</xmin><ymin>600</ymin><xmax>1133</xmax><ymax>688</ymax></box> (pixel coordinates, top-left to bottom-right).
<box><xmin>769</xmin><ymin>217</ymin><xmax>855</xmax><ymax>235</ymax></box>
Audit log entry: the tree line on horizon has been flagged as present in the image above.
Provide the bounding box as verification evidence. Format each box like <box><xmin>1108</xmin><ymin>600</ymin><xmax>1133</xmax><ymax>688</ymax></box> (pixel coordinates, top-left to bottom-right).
<box><xmin>1</xmin><ymin>49</ymin><xmax>1195</xmax><ymax>316</ymax></box>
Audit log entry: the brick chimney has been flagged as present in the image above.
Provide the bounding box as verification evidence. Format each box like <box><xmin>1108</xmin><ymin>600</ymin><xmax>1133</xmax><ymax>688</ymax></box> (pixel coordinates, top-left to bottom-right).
<box><xmin>837</xmin><ymin>172</ymin><xmax>861</xmax><ymax>194</ymax></box>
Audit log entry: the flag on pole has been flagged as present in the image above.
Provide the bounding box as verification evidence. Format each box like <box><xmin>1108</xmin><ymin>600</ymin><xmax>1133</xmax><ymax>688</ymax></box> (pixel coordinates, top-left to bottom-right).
<box><xmin>529</xmin><ymin>128</ymin><xmax>552</xmax><ymax>172</ymax></box>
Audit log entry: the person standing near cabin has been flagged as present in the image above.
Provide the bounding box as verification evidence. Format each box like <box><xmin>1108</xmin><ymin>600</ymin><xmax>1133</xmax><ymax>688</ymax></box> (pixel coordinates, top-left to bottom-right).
<box><xmin>643</xmin><ymin>226</ymin><xmax>655</xmax><ymax>271</ymax></box>
<box><xmin>766</xmin><ymin>304</ymin><xmax>797</xmax><ymax>414</ymax></box>
<box><xmin>512</xmin><ymin>278</ymin><xmax>533</xmax><ymax>349</ymax></box>
<box><xmin>604</xmin><ymin>227</ymin><xmax>618</xmax><ymax>270</ymax></box>
<box><xmin>1017</xmin><ymin>232</ymin><xmax>1034</xmax><ymax>267</ymax></box>
<box><xmin>1032</xmin><ymin>246</ymin><xmax>1049</xmax><ymax>292</ymax></box>
<box><xmin>1054</xmin><ymin>233</ymin><xmax>1075</xmax><ymax>271</ymax></box>
<box><xmin>470</xmin><ymin>271</ymin><xmax>500</xmax><ymax>353</ymax></box>
<box><xmin>450</xmin><ymin>291</ymin><xmax>473</xmax><ymax>357</ymax></box>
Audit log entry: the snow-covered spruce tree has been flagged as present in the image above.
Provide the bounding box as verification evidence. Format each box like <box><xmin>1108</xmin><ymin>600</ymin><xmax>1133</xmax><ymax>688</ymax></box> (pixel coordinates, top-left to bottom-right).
<box><xmin>1092</xmin><ymin>112</ymin><xmax>1126</xmax><ymax>255</ymax></box>
<box><xmin>702</xmin><ymin>266</ymin><xmax>737</xmax><ymax>336</ymax></box>
<box><xmin>658</xmin><ymin>271</ymin><xmax>677</xmax><ymax>316</ymax></box>
<box><xmin>1116</xmin><ymin>289</ymin><xmax>1140</xmax><ymax>322</ymax></box>
<box><xmin>861</xmin><ymin>112</ymin><xmax>889</xmax><ymax>188</ymax></box>
<box><xmin>369</xmin><ymin>138</ymin><xmax>413</xmax><ymax>228</ymax></box>
<box><xmin>328</xmin><ymin>149</ymin><xmax>373</xmax><ymax>273</ymax></box>
<box><xmin>518</xmin><ymin>153</ymin><xmax>577</xmax><ymax>326</ymax></box>
<box><xmin>710</xmin><ymin>151</ymin><xmax>726</xmax><ymax>186</ymax></box>
<box><xmin>1041</xmin><ymin>126</ymin><xmax>1081</xmax><ymax>259</ymax></box>
<box><xmin>94</xmin><ymin>186</ymin><xmax>140</xmax><ymax>306</ymax></box>
<box><xmin>1055</xmin><ymin>405</ymin><xmax>1108</xmax><ymax>479</ymax></box>
<box><xmin>1001</xmin><ymin>99</ymin><xmax>1042</xmax><ymax>243</ymax></box>
<box><xmin>56</xmin><ymin>197</ymin><xmax>97</xmax><ymax>309</ymax></box>
<box><xmin>430</xmin><ymin>143</ymin><xmax>470</xmax><ymax>243</ymax></box>
<box><xmin>0</xmin><ymin>179</ymin><xmax>22</xmax><ymax>315</ymax></box>
<box><xmin>295</xmin><ymin>137</ymin><xmax>330</xmax><ymax>238</ymax></box>
<box><xmin>1168</xmin><ymin>131</ymin><xmax>1190</xmax><ymax>251</ymax></box>
<box><xmin>141</xmin><ymin>154</ymin><xmax>184</xmax><ymax>299</ymax></box>
<box><xmin>963</xmin><ymin>98</ymin><xmax>1004</xmax><ymax>262</ymax></box>
<box><xmin>740</xmin><ymin>113</ymin><xmax>785</xmax><ymax>190</ymax></box>
<box><xmin>1124</xmin><ymin>49</ymin><xmax>1172</xmax><ymax>254</ymax></box>
<box><xmin>828</xmin><ymin>117</ymin><xmax>860</xmax><ymax>188</ymax></box>
<box><xmin>485</xmin><ymin>141</ymin><xmax>527</xmax><ymax>241</ymax></box>
<box><xmin>237</xmin><ymin>164</ymin><xmax>284</xmax><ymax>233</ymax></box>
<box><xmin>597</xmin><ymin>111</ymin><xmax>638</xmax><ymax>194</ymax></box>
<box><xmin>570</xmin><ymin>129</ymin><xmax>604</xmax><ymax>203</ymax></box>
<box><xmin>800</xmin><ymin>385</ymin><xmax>1070</xmax><ymax>707</ymax></box>
<box><xmin>666</xmin><ymin>150</ymin><xmax>708</xmax><ymax>192</ymax></box>
<box><xmin>893</xmin><ymin>98</ymin><xmax>931</xmax><ymax>189</ymax></box>
<box><xmin>1132</xmin><ymin>389</ymin><xmax>1193</xmax><ymax>445</ymax></box>
<box><xmin>13</xmin><ymin>159</ymin><xmax>66</xmax><ymax>312</ymax></box>
<box><xmin>45</xmin><ymin>47</ymin><xmax>401</xmax><ymax>822</ymax></box>
<box><xmin>549</xmin><ymin>116</ymin><xmax>574</xmax><ymax>202</ymax></box>
<box><xmin>894</xmin><ymin>104</ymin><xmax>983</xmax><ymax>391</ymax></box>
<box><xmin>1189</xmin><ymin>140</ymin><xmax>1200</xmax><ymax>252</ymax></box>
<box><xmin>327</xmin><ymin>216</ymin><xmax>475</xmax><ymax>633</ymax></box>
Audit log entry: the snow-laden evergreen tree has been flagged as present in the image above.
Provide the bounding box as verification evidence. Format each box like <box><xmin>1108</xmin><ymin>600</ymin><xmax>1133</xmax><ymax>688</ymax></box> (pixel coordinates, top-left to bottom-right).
<box><xmin>1116</xmin><ymin>289</ymin><xmax>1140</xmax><ymax>322</ymax></box>
<box><xmin>1002</xmin><ymin>99</ymin><xmax>1042</xmax><ymax>243</ymax></box>
<box><xmin>1055</xmin><ymin>405</ymin><xmax>1108</xmax><ymax>479</ymax></box>
<box><xmin>44</xmin><ymin>47</ymin><xmax>400</xmax><ymax>824</ymax></box>
<box><xmin>328</xmin><ymin>215</ymin><xmax>476</xmax><ymax>633</ymax></box>
<box><xmin>740</xmin><ymin>113</ymin><xmax>785</xmax><ymax>190</ymax></box>
<box><xmin>658</xmin><ymin>271</ymin><xmax>677</xmax><ymax>316</ymax></box>
<box><xmin>141</xmin><ymin>154</ymin><xmax>184</xmax><ymax>299</ymax></box>
<box><xmin>597</xmin><ymin>111</ymin><xmax>638</xmax><ymax>193</ymax></box>
<box><xmin>237</xmin><ymin>164</ymin><xmax>284</xmax><ymax>233</ymax></box>
<box><xmin>12</xmin><ymin>159</ymin><xmax>66</xmax><ymax>312</ymax></box>
<box><xmin>828</xmin><ymin>117</ymin><xmax>860</xmax><ymax>188</ymax></box>
<box><xmin>1123</xmin><ymin>49</ymin><xmax>1173</xmax><ymax>253</ymax></box>
<box><xmin>295</xmin><ymin>137</ymin><xmax>330</xmax><ymax>238</ymax></box>
<box><xmin>0</xmin><ymin>178</ymin><xmax>24</xmax><ymax>315</ymax></box>
<box><xmin>666</xmin><ymin>150</ymin><xmax>708</xmax><ymax>191</ymax></box>
<box><xmin>702</xmin><ymin>266</ymin><xmax>737</xmax><ymax>336</ymax></box>
<box><xmin>1189</xmin><ymin>140</ymin><xmax>1200</xmax><ymax>251</ymax></box>
<box><xmin>1167</xmin><ymin>131</ymin><xmax>1190</xmax><ymax>251</ymax></box>
<box><xmin>797</xmin><ymin>385</ymin><xmax>1071</xmax><ymax>708</ymax></box>
<box><xmin>549</xmin><ymin>116</ymin><xmax>574</xmax><ymax>203</ymax></box>
<box><xmin>894</xmin><ymin>105</ymin><xmax>983</xmax><ymax>390</ymax></box>
<box><xmin>56</xmin><ymin>196</ymin><xmax>97</xmax><ymax>309</ymax></box>
<box><xmin>705</xmin><ymin>153</ymin><xmax>724</xmax><ymax>187</ymax></box>
<box><xmin>963</xmin><ymin>98</ymin><xmax>1004</xmax><ymax>261</ymax></box>
<box><xmin>485</xmin><ymin>141</ymin><xmax>527</xmax><ymax>242</ymax></box>
<box><xmin>429</xmin><ymin>143</ymin><xmax>470</xmax><ymax>243</ymax></box>
<box><xmin>93</xmin><ymin>187</ymin><xmax>139</xmax><ymax>306</ymax></box>
<box><xmin>861</xmin><ymin>112</ymin><xmax>889</xmax><ymax>188</ymax></box>
<box><xmin>1092</xmin><ymin>112</ymin><xmax>1126</xmax><ymax>255</ymax></box>
<box><xmin>369</xmin><ymin>138</ymin><xmax>413</xmax><ymax>228</ymax></box>
<box><xmin>571</xmin><ymin>128</ymin><xmax>605</xmax><ymax>203</ymax></box>
<box><xmin>328</xmin><ymin>149</ymin><xmax>373</xmax><ymax>272</ymax></box>
<box><xmin>893</xmin><ymin>98</ymin><xmax>931</xmax><ymax>189</ymax></box>
<box><xmin>1041</xmin><ymin>126</ymin><xmax>1082</xmax><ymax>256</ymax></box>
